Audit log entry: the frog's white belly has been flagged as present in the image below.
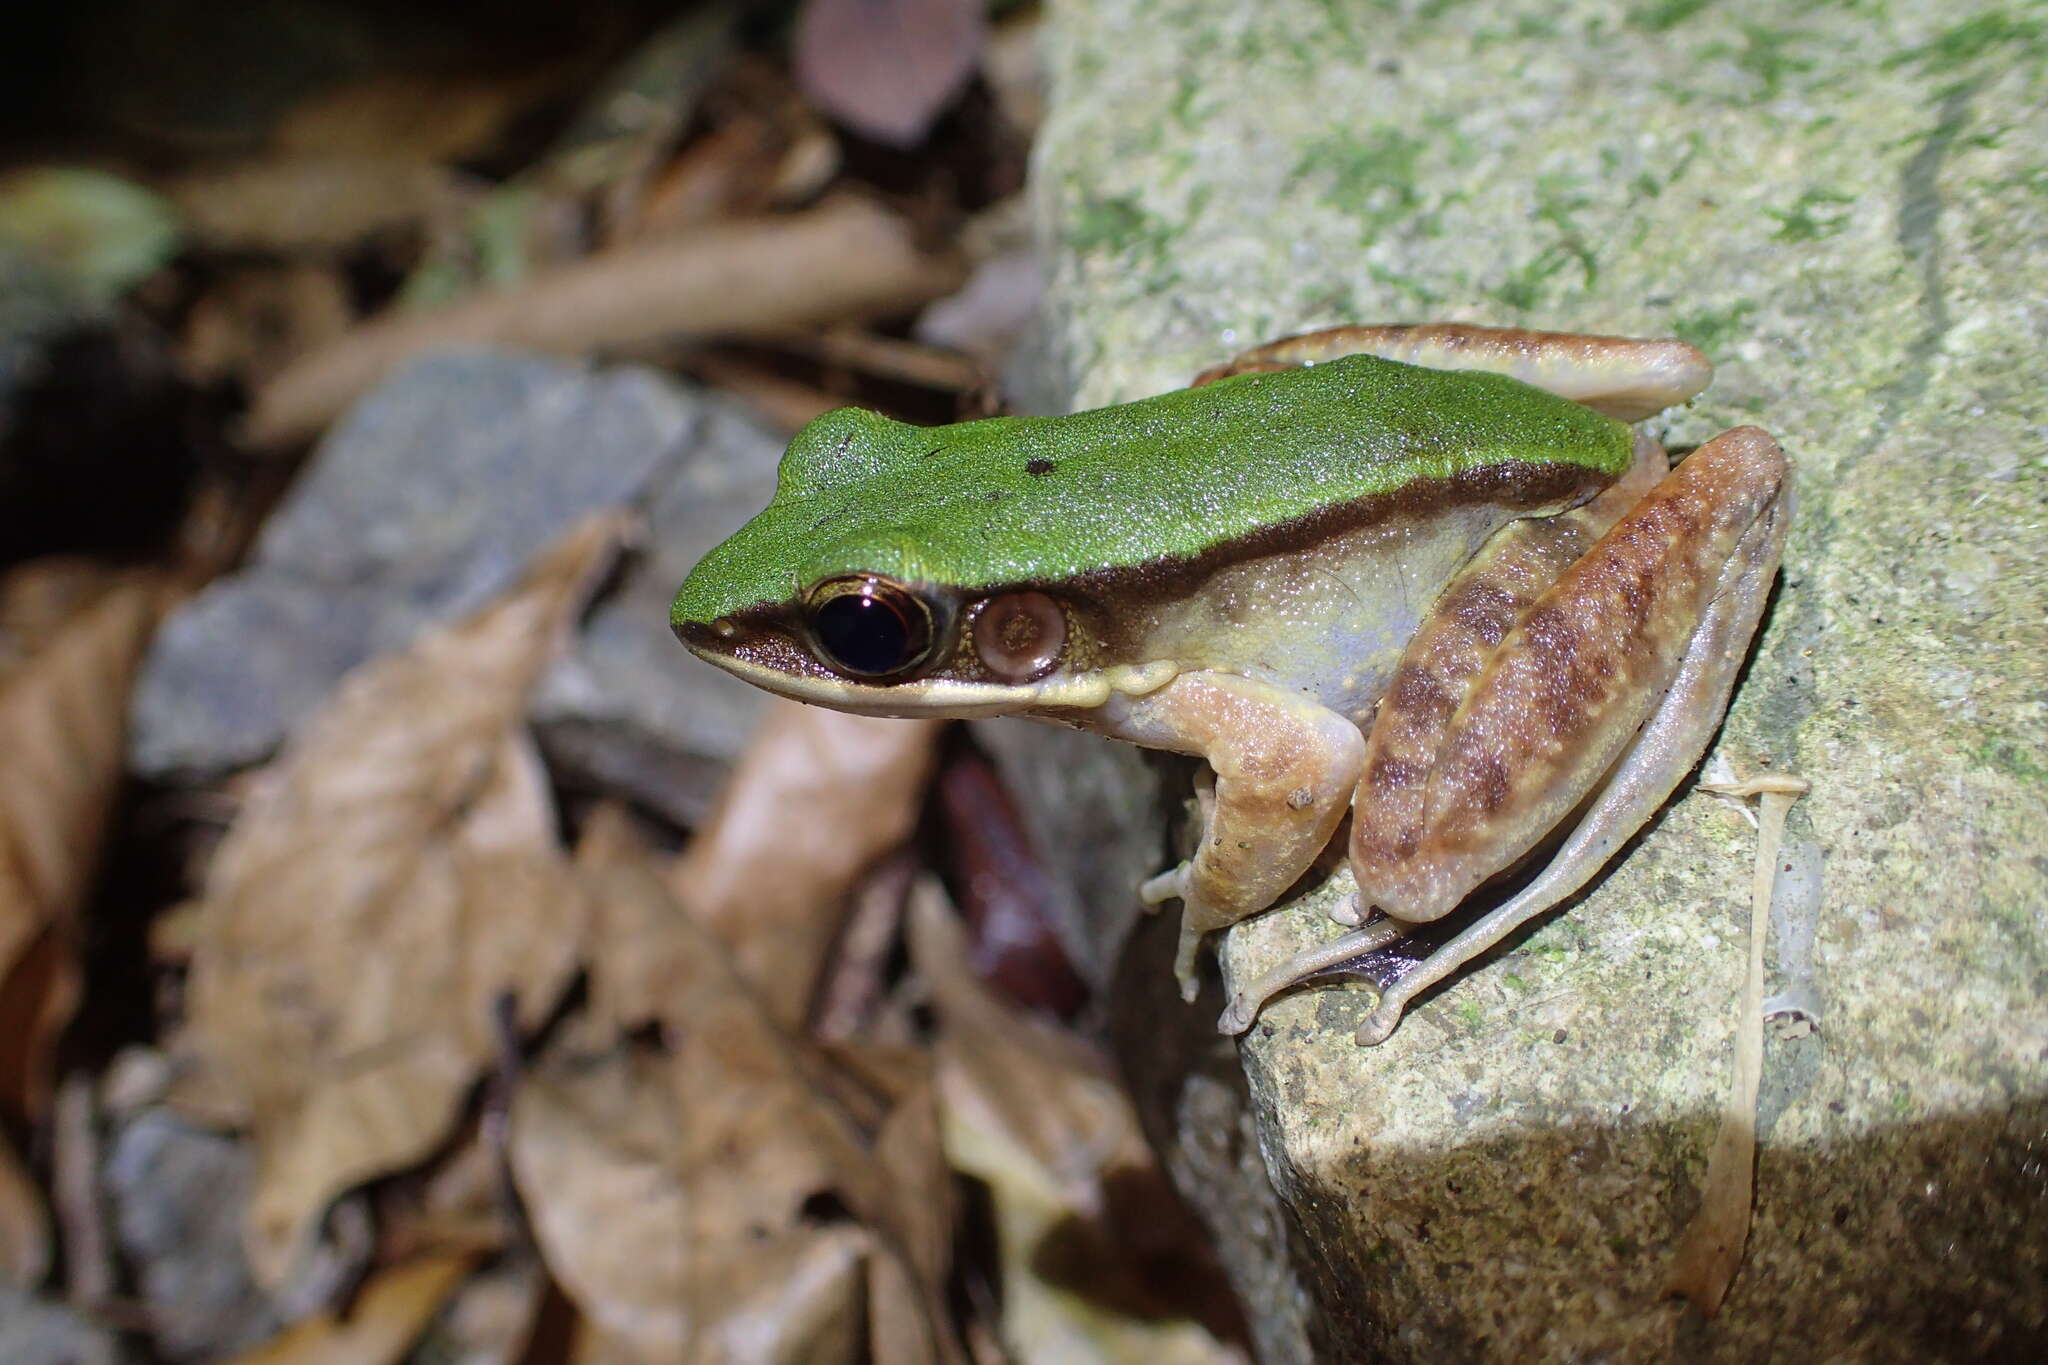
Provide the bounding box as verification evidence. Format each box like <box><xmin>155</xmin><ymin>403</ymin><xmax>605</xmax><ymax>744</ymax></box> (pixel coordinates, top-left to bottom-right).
<box><xmin>1137</xmin><ymin>505</ymin><xmax>1519</xmax><ymax>724</ymax></box>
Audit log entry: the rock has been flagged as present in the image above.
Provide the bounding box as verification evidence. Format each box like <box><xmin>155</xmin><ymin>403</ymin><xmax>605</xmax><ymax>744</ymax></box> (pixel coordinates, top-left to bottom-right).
<box><xmin>1025</xmin><ymin>1</ymin><xmax>2048</xmax><ymax>1359</ymax></box>
<box><xmin>104</xmin><ymin>1110</ymin><xmax>275</xmax><ymax>1360</ymax></box>
<box><xmin>130</xmin><ymin>350</ymin><xmax>785</xmax><ymax>824</ymax></box>
<box><xmin>0</xmin><ymin>1286</ymin><xmax>128</xmax><ymax>1365</ymax></box>
<box><xmin>531</xmin><ymin>397</ymin><xmax>788</xmax><ymax>827</ymax></box>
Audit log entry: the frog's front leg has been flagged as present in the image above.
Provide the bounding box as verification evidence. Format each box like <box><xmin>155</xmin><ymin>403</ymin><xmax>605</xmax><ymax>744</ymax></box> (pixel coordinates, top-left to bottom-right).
<box><xmin>1096</xmin><ymin>672</ymin><xmax>1366</xmax><ymax>1000</ymax></box>
<box><xmin>1221</xmin><ymin>425</ymin><xmax>1790</xmax><ymax>1043</ymax></box>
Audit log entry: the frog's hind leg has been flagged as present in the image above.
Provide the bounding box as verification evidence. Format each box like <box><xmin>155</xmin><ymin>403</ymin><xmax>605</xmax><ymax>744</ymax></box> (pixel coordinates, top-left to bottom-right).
<box><xmin>1196</xmin><ymin>323</ymin><xmax>1712</xmax><ymax>422</ymax></box>
<box><xmin>1219</xmin><ymin>425</ymin><xmax>1790</xmax><ymax>1044</ymax></box>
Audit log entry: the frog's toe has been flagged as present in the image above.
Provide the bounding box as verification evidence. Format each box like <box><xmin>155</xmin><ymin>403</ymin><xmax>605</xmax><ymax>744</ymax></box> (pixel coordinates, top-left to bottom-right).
<box><xmin>1173</xmin><ymin>919</ymin><xmax>1205</xmax><ymax>1002</ymax></box>
<box><xmin>1216</xmin><ymin>993</ymin><xmax>1259</xmax><ymax>1035</ymax></box>
<box><xmin>1353</xmin><ymin>1000</ymin><xmax>1404</xmax><ymax>1047</ymax></box>
<box><xmin>1139</xmin><ymin>863</ymin><xmax>1189</xmax><ymax>908</ymax></box>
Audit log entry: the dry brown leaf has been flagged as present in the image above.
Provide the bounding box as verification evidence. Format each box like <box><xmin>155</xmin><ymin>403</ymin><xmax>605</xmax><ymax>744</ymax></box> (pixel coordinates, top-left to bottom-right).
<box><xmin>529</xmin><ymin>817</ymin><xmax>963</xmax><ymax>1363</ymax></box>
<box><xmin>0</xmin><ymin>569</ymin><xmax>168</xmax><ymax>1114</ymax></box>
<box><xmin>0</xmin><ymin>1127</ymin><xmax>49</xmax><ymax>1287</ymax></box>
<box><xmin>246</xmin><ymin>196</ymin><xmax>966</xmax><ymax>447</ymax></box>
<box><xmin>511</xmin><ymin>1046</ymin><xmax>685</xmax><ymax>1352</ymax></box>
<box><xmin>0</xmin><ymin>558</ymin><xmax>133</xmax><ymax>678</ymax></box>
<box><xmin>185</xmin><ymin>514</ymin><xmax>626</xmax><ymax>1284</ymax></box>
<box><xmin>180</xmin><ymin>264</ymin><xmax>359</xmax><ymax>390</ymax></box>
<box><xmin>912</xmin><ymin>885</ymin><xmax>1130</xmax><ymax>1216</ymax></box>
<box><xmin>428</xmin><ymin>1262</ymin><xmax>547</xmax><ymax>1365</ymax></box>
<box><xmin>564</xmin><ymin>1214</ymin><xmax>868</xmax><ymax>1365</ymax></box>
<box><xmin>512</xmin><ymin>1036</ymin><xmax>869</xmax><ymax>1362</ymax></box>
<box><xmin>572</xmin><ymin>805</ymin><xmax>702</xmax><ymax>1036</ymax></box>
<box><xmin>794</xmin><ymin>0</ymin><xmax>987</xmax><ymax>148</ymax></box>
<box><xmin>912</xmin><ymin>885</ymin><xmax>1247</xmax><ymax>1363</ymax></box>
<box><xmin>686</xmin><ymin>354</ymin><xmax>845</xmax><ymax>434</ymax></box>
<box><xmin>225</xmin><ymin>1250</ymin><xmax>477</xmax><ymax>1365</ymax></box>
<box><xmin>164</xmin><ymin>157</ymin><xmax>475</xmax><ymax>253</ymax></box>
<box><xmin>671</xmin><ymin>700</ymin><xmax>942</xmax><ymax>1028</ymax></box>
<box><xmin>374</xmin><ymin>1129</ymin><xmax>511</xmax><ymax>1264</ymax></box>
<box><xmin>622</xmin><ymin>118</ymin><xmax>784</xmax><ymax>235</ymax></box>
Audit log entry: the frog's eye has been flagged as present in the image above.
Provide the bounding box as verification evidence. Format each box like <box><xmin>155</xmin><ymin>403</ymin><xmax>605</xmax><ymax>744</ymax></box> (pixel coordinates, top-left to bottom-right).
<box><xmin>973</xmin><ymin>591</ymin><xmax>1066</xmax><ymax>683</ymax></box>
<box><xmin>804</xmin><ymin>575</ymin><xmax>936</xmax><ymax>680</ymax></box>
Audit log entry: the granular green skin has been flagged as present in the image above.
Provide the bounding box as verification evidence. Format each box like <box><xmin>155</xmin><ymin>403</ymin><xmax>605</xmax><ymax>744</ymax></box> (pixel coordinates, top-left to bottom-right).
<box><xmin>672</xmin><ymin>352</ymin><xmax>1631</xmax><ymax>625</ymax></box>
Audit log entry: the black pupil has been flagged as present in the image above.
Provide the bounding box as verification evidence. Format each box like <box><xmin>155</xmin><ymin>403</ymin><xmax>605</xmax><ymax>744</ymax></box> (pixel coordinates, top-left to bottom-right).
<box><xmin>813</xmin><ymin>591</ymin><xmax>917</xmax><ymax>676</ymax></box>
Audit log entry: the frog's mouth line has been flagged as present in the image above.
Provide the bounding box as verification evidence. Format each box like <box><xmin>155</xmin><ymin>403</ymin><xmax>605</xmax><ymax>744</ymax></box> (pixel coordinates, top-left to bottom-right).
<box><xmin>675</xmin><ymin>614</ymin><xmax>1050</xmax><ymax>717</ymax></box>
<box><xmin>676</xmin><ymin>613</ymin><xmax>1160</xmax><ymax>719</ymax></box>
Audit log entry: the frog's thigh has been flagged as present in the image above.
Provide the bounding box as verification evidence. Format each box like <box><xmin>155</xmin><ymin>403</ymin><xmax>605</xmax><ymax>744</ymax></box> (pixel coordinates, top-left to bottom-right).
<box><xmin>1111</xmin><ymin>672</ymin><xmax>1365</xmax><ymax>999</ymax></box>
<box><xmin>1351</xmin><ymin>426</ymin><xmax>1789</xmax><ymax>1042</ymax></box>
<box><xmin>1218</xmin><ymin>427</ymin><xmax>1789</xmax><ymax>1040</ymax></box>
<box><xmin>1201</xmin><ymin>323</ymin><xmax>1710</xmax><ymax>422</ymax></box>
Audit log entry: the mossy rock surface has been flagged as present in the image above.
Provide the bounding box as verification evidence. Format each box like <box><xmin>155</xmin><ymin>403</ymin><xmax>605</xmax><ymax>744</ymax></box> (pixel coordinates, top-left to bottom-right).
<box><xmin>1016</xmin><ymin>1</ymin><xmax>2048</xmax><ymax>1359</ymax></box>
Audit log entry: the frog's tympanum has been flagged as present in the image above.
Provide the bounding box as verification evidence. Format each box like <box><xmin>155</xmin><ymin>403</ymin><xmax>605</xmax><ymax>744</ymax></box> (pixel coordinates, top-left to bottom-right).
<box><xmin>673</xmin><ymin>324</ymin><xmax>1790</xmax><ymax>1044</ymax></box>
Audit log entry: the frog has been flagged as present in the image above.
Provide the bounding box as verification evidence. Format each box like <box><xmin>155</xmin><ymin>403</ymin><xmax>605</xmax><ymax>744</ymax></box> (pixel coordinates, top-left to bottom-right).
<box><xmin>671</xmin><ymin>323</ymin><xmax>1791</xmax><ymax>1045</ymax></box>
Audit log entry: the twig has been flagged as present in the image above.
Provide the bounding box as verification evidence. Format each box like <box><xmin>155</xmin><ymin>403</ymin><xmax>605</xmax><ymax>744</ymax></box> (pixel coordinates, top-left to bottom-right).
<box><xmin>245</xmin><ymin>195</ymin><xmax>965</xmax><ymax>447</ymax></box>
<box><xmin>1666</xmin><ymin>773</ymin><xmax>1810</xmax><ymax>1316</ymax></box>
<box><xmin>53</xmin><ymin>1072</ymin><xmax>111</xmax><ymax>1308</ymax></box>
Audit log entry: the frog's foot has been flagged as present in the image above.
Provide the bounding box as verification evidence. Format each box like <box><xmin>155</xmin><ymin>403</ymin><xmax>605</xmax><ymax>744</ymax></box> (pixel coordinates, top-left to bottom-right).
<box><xmin>1216</xmin><ymin>916</ymin><xmax>1410</xmax><ymax>1034</ymax></box>
<box><xmin>1137</xmin><ymin>863</ymin><xmax>1215</xmax><ymax>1001</ymax></box>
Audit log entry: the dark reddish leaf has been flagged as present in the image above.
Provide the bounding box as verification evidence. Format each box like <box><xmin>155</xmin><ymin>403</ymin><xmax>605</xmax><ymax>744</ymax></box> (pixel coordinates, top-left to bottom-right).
<box><xmin>794</xmin><ymin>0</ymin><xmax>987</xmax><ymax>148</ymax></box>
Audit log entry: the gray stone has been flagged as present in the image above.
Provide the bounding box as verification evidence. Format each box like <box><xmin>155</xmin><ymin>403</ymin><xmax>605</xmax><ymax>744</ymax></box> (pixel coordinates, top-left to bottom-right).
<box><xmin>533</xmin><ymin>398</ymin><xmax>786</xmax><ymax>827</ymax></box>
<box><xmin>104</xmin><ymin>1110</ymin><xmax>275</xmax><ymax>1360</ymax></box>
<box><xmin>130</xmin><ymin>351</ymin><xmax>785</xmax><ymax>821</ymax></box>
<box><xmin>0</xmin><ymin>1286</ymin><xmax>128</xmax><ymax>1365</ymax></box>
<box><xmin>1029</xmin><ymin>1</ymin><xmax>2048</xmax><ymax>1359</ymax></box>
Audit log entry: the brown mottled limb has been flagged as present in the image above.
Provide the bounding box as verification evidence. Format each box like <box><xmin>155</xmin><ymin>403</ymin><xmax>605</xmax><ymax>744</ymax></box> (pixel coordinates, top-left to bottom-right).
<box><xmin>1115</xmin><ymin>672</ymin><xmax>1366</xmax><ymax>1001</ymax></box>
<box><xmin>1348</xmin><ymin>428</ymin><xmax>1790</xmax><ymax>1045</ymax></box>
<box><xmin>1218</xmin><ymin>427</ymin><xmax>1791</xmax><ymax>1042</ymax></box>
<box><xmin>1194</xmin><ymin>323</ymin><xmax>1711</xmax><ymax>422</ymax></box>
<box><xmin>1358</xmin><ymin>427</ymin><xmax>1787</xmax><ymax>926</ymax></box>
<box><xmin>1350</xmin><ymin>431</ymin><xmax>1668</xmax><ymax>906</ymax></box>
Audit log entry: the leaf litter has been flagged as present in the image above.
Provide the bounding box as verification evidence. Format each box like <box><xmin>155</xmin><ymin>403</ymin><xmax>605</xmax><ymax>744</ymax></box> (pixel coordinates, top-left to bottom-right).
<box><xmin>0</xmin><ymin>5</ymin><xmax>1256</xmax><ymax>1359</ymax></box>
<box><xmin>184</xmin><ymin>513</ymin><xmax>626</xmax><ymax>1283</ymax></box>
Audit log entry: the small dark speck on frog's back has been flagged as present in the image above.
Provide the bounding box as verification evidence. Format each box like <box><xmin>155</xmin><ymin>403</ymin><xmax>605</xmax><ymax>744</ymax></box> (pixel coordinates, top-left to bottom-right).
<box><xmin>1026</xmin><ymin>458</ymin><xmax>1056</xmax><ymax>476</ymax></box>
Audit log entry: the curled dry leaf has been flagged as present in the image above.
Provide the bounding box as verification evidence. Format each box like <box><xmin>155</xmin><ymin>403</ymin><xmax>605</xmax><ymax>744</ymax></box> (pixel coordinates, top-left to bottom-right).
<box><xmin>670</xmin><ymin>700</ymin><xmax>943</xmax><ymax>1029</ymax></box>
<box><xmin>223</xmin><ymin>1250</ymin><xmax>477</xmax><ymax>1365</ymax></box>
<box><xmin>911</xmin><ymin>885</ymin><xmax>1247</xmax><ymax>1364</ymax></box>
<box><xmin>794</xmin><ymin>0</ymin><xmax>988</xmax><ymax>148</ymax></box>
<box><xmin>525</xmin><ymin>815</ymin><xmax>961</xmax><ymax>1363</ymax></box>
<box><xmin>246</xmin><ymin>196</ymin><xmax>966</xmax><ymax>446</ymax></box>
<box><xmin>0</xmin><ymin>568</ymin><xmax>169</xmax><ymax>1115</ymax></box>
<box><xmin>184</xmin><ymin>514</ymin><xmax>627</xmax><ymax>1285</ymax></box>
<box><xmin>911</xmin><ymin>885</ymin><xmax>1129</xmax><ymax>1215</ymax></box>
<box><xmin>514</xmin><ymin>1042</ymin><xmax>874</xmax><ymax>1365</ymax></box>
